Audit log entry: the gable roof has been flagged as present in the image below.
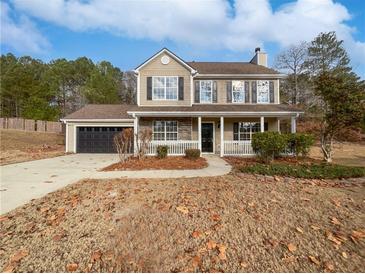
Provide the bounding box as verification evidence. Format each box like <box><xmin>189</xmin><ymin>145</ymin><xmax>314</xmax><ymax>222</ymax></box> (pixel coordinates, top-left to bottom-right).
<box><xmin>187</xmin><ymin>62</ymin><xmax>280</xmax><ymax>75</ymax></box>
<box><xmin>134</xmin><ymin>48</ymin><xmax>197</xmax><ymax>73</ymax></box>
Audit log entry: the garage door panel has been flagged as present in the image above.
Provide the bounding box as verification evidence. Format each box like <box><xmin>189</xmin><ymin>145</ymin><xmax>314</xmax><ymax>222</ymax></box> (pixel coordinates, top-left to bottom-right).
<box><xmin>76</xmin><ymin>127</ymin><xmax>133</xmax><ymax>153</ymax></box>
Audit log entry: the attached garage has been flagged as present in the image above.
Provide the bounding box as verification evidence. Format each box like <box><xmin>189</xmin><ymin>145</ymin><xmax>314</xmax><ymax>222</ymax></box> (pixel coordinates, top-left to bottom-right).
<box><xmin>76</xmin><ymin>126</ymin><xmax>133</xmax><ymax>153</ymax></box>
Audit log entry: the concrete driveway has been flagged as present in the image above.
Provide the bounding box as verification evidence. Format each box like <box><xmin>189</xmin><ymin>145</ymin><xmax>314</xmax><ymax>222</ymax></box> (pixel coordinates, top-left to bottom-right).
<box><xmin>0</xmin><ymin>154</ymin><xmax>119</xmax><ymax>214</ymax></box>
<box><xmin>0</xmin><ymin>154</ymin><xmax>231</xmax><ymax>215</ymax></box>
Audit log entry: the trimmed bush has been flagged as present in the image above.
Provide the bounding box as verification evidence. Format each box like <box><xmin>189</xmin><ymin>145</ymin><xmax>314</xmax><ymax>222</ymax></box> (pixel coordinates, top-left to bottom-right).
<box><xmin>239</xmin><ymin>163</ymin><xmax>365</xmax><ymax>179</ymax></box>
<box><xmin>156</xmin><ymin>145</ymin><xmax>169</xmax><ymax>159</ymax></box>
<box><xmin>287</xmin><ymin>133</ymin><xmax>315</xmax><ymax>157</ymax></box>
<box><xmin>252</xmin><ymin>132</ymin><xmax>287</xmax><ymax>163</ymax></box>
<box><xmin>185</xmin><ymin>149</ymin><xmax>201</xmax><ymax>160</ymax></box>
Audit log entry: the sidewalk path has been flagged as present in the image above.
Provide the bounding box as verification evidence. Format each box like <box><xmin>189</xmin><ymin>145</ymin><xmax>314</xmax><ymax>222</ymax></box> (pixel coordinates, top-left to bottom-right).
<box><xmin>0</xmin><ymin>154</ymin><xmax>231</xmax><ymax>214</ymax></box>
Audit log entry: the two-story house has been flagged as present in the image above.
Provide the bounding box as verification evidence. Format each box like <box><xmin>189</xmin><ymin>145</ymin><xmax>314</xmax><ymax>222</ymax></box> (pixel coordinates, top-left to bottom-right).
<box><xmin>61</xmin><ymin>48</ymin><xmax>302</xmax><ymax>156</ymax></box>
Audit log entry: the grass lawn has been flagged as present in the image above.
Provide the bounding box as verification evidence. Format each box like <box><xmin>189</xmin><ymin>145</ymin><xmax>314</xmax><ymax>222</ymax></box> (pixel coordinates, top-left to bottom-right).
<box><xmin>309</xmin><ymin>142</ymin><xmax>365</xmax><ymax>167</ymax></box>
<box><xmin>0</xmin><ymin>129</ymin><xmax>65</xmax><ymax>165</ymax></box>
<box><xmin>1</xmin><ymin>174</ymin><xmax>364</xmax><ymax>272</ymax></box>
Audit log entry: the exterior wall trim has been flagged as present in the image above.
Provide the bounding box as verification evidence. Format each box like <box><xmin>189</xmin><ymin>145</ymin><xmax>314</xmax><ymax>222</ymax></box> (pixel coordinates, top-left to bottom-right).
<box><xmin>61</xmin><ymin>119</ymin><xmax>134</xmax><ymax>122</ymax></box>
<box><xmin>134</xmin><ymin>48</ymin><xmax>197</xmax><ymax>73</ymax></box>
<box><xmin>128</xmin><ymin>111</ymin><xmax>303</xmax><ymax>117</ymax></box>
<box><xmin>194</xmin><ymin>73</ymin><xmax>286</xmax><ymax>79</ymax></box>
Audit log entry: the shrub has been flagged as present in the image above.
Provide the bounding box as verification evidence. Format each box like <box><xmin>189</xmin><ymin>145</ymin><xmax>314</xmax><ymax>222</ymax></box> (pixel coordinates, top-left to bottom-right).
<box><xmin>252</xmin><ymin>132</ymin><xmax>287</xmax><ymax>163</ymax></box>
<box><xmin>185</xmin><ymin>149</ymin><xmax>201</xmax><ymax>160</ymax></box>
<box><xmin>156</xmin><ymin>145</ymin><xmax>169</xmax><ymax>159</ymax></box>
<box><xmin>287</xmin><ymin>133</ymin><xmax>315</xmax><ymax>157</ymax></box>
<box><xmin>239</xmin><ymin>163</ymin><xmax>365</xmax><ymax>179</ymax></box>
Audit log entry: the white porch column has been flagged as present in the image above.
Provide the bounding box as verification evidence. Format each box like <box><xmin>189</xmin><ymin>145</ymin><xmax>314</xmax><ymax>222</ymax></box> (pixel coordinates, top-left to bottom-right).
<box><xmin>133</xmin><ymin>116</ymin><xmax>139</xmax><ymax>156</ymax></box>
<box><xmin>291</xmin><ymin>116</ymin><xmax>296</xmax><ymax>133</ymax></box>
<box><xmin>198</xmin><ymin>116</ymin><xmax>202</xmax><ymax>154</ymax></box>
<box><xmin>220</xmin><ymin>116</ymin><xmax>224</xmax><ymax>157</ymax></box>
<box><xmin>260</xmin><ymin>116</ymin><xmax>265</xmax><ymax>132</ymax></box>
<box><xmin>277</xmin><ymin>118</ymin><xmax>281</xmax><ymax>133</ymax></box>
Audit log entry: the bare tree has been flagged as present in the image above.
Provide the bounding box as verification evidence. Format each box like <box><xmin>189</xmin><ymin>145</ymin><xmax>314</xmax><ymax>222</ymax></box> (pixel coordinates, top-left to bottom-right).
<box><xmin>135</xmin><ymin>128</ymin><xmax>152</xmax><ymax>159</ymax></box>
<box><xmin>275</xmin><ymin>42</ymin><xmax>309</xmax><ymax>104</ymax></box>
<box><xmin>114</xmin><ymin>128</ymin><xmax>134</xmax><ymax>162</ymax></box>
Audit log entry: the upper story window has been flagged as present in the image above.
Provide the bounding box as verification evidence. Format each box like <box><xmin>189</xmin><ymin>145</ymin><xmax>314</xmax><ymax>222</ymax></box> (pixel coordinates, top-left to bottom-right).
<box><xmin>232</xmin><ymin>81</ymin><xmax>245</xmax><ymax>103</ymax></box>
<box><xmin>153</xmin><ymin>121</ymin><xmax>178</xmax><ymax>141</ymax></box>
<box><xmin>200</xmin><ymin>80</ymin><xmax>213</xmax><ymax>103</ymax></box>
<box><xmin>257</xmin><ymin>80</ymin><xmax>270</xmax><ymax>103</ymax></box>
<box><xmin>153</xmin><ymin>76</ymin><xmax>178</xmax><ymax>100</ymax></box>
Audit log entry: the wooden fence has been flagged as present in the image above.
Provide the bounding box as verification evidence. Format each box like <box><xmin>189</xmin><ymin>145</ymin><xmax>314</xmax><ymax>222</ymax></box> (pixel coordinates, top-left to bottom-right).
<box><xmin>0</xmin><ymin>118</ymin><xmax>64</xmax><ymax>133</ymax></box>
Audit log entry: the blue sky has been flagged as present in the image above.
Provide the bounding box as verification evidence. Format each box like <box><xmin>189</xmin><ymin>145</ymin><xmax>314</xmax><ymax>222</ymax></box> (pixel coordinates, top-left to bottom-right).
<box><xmin>1</xmin><ymin>0</ymin><xmax>364</xmax><ymax>77</ymax></box>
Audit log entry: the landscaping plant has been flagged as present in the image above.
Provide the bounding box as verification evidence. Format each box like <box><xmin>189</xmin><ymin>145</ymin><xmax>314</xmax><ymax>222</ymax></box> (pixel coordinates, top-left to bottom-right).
<box><xmin>135</xmin><ymin>128</ymin><xmax>152</xmax><ymax>159</ymax></box>
<box><xmin>156</xmin><ymin>145</ymin><xmax>169</xmax><ymax>159</ymax></box>
<box><xmin>287</xmin><ymin>133</ymin><xmax>315</xmax><ymax>157</ymax></box>
<box><xmin>184</xmin><ymin>149</ymin><xmax>201</xmax><ymax>160</ymax></box>
<box><xmin>251</xmin><ymin>132</ymin><xmax>287</xmax><ymax>163</ymax></box>
<box><xmin>239</xmin><ymin>162</ymin><xmax>365</xmax><ymax>179</ymax></box>
<box><xmin>113</xmin><ymin>128</ymin><xmax>133</xmax><ymax>163</ymax></box>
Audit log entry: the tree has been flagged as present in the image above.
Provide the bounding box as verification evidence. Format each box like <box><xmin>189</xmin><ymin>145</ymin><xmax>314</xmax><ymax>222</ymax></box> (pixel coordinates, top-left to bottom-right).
<box><xmin>307</xmin><ymin>32</ymin><xmax>365</xmax><ymax>162</ymax></box>
<box><xmin>83</xmin><ymin>61</ymin><xmax>122</xmax><ymax>104</ymax></box>
<box><xmin>275</xmin><ymin>42</ymin><xmax>309</xmax><ymax>104</ymax></box>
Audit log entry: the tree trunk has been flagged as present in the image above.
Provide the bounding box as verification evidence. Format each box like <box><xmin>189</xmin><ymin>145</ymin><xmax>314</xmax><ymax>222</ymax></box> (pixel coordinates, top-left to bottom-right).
<box><xmin>320</xmin><ymin>129</ymin><xmax>333</xmax><ymax>163</ymax></box>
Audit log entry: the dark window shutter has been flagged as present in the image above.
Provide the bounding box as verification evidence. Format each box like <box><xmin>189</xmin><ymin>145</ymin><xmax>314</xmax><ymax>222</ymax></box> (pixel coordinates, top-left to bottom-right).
<box><xmin>251</xmin><ymin>81</ymin><xmax>257</xmax><ymax>103</ymax></box>
<box><xmin>244</xmin><ymin>81</ymin><xmax>249</xmax><ymax>103</ymax></box>
<box><xmin>147</xmin><ymin>77</ymin><xmax>152</xmax><ymax>100</ymax></box>
<box><xmin>269</xmin><ymin>81</ymin><xmax>274</xmax><ymax>103</ymax></box>
<box><xmin>233</xmin><ymin>122</ymin><xmax>239</xmax><ymax>140</ymax></box>
<box><xmin>194</xmin><ymin>81</ymin><xmax>200</xmax><ymax>103</ymax></box>
<box><xmin>226</xmin><ymin>81</ymin><xmax>232</xmax><ymax>103</ymax></box>
<box><xmin>264</xmin><ymin>122</ymin><xmax>268</xmax><ymax>131</ymax></box>
<box><xmin>213</xmin><ymin>81</ymin><xmax>218</xmax><ymax>103</ymax></box>
<box><xmin>178</xmin><ymin>77</ymin><xmax>184</xmax><ymax>100</ymax></box>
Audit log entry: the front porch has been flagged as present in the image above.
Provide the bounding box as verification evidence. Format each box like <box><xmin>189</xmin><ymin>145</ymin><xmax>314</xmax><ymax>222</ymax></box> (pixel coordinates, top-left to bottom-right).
<box><xmin>134</xmin><ymin>115</ymin><xmax>298</xmax><ymax>157</ymax></box>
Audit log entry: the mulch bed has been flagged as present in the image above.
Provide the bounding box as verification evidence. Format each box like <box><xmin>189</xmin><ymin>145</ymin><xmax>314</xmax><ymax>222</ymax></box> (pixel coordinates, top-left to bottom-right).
<box><xmin>0</xmin><ymin>175</ymin><xmax>364</xmax><ymax>272</ymax></box>
<box><xmin>101</xmin><ymin>156</ymin><xmax>208</xmax><ymax>171</ymax></box>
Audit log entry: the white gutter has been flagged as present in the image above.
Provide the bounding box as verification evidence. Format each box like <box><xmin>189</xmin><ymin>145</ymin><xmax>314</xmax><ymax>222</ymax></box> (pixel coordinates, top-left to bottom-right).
<box><xmin>127</xmin><ymin>111</ymin><xmax>303</xmax><ymax>117</ymax></box>
<box><xmin>194</xmin><ymin>73</ymin><xmax>286</xmax><ymax>79</ymax></box>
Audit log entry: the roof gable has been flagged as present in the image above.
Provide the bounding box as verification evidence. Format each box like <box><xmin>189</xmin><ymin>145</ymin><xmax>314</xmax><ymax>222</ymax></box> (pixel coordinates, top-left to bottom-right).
<box><xmin>134</xmin><ymin>48</ymin><xmax>197</xmax><ymax>73</ymax></box>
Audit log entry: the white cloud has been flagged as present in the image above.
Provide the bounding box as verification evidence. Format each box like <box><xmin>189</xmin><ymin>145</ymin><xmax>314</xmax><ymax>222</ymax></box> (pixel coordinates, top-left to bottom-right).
<box><xmin>6</xmin><ymin>0</ymin><xmax>365</xmax><ymax>68</ymax></box>
<box><xmin>0</xmin><ymin>2</ymin><xmax>49</xmax><ymax>54</ymax></box>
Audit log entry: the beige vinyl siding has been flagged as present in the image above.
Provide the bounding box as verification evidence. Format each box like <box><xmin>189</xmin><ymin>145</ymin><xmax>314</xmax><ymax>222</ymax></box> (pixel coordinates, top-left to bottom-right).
<box><xmin>139</xmin><ymin>53</ymin><xmax>192</xmax><ymax>106</ymax></box>
<box><xmin>139</xmin><ymin>117</ymin><xmax>192</xmax><ymax>140</ymax></box>
<box><xmin>194</xmin><ymin>79</ymin><xmax>280</xmax><ymax>104</ymax></box>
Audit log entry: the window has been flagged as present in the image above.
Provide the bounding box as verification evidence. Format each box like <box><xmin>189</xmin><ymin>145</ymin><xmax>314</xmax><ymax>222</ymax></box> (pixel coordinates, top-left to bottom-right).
<box><xmin>236</xmin><ymin>122</ymin><xmax>260</xmax><ymax>140</ymax></box>
<box><xmin>200</xmin><ymin>80</ymin><xmax>212</xmax><ymax>103</ymax></box>
<box><xmin>257</xmin><ymin>80</ymin><xmax>269</xmax><ymax>103</ymax></box>
<box><xmin>232</xmin><ymin>81</ymin><xmax>245</xmax><ymax>103</ymax></box>
<box><xmin>153</xmin><ymin>121</ymin><xmax>178</xmax><ymax>141</ymax></box>
<box><xmin>152</xmin><ymin>76</ymin><xmax>178</xmax><ymax>100</ymax></box>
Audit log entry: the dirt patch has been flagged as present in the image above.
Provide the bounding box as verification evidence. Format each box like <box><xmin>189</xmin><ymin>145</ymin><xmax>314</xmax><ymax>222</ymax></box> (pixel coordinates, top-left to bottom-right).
<box><xmin>101</xmin><ymin>156</ymin><xmax>208</xmax><ymax>171</ymax></box>
<box><xmin>0</xmin><ymin>129</ymin><xmax>65</xmax><ymax>165</ymax></box>
<box><xmin>0</xmin><ymin>175</ymin><xmax>364</xmax><ymax>272</ymax></box>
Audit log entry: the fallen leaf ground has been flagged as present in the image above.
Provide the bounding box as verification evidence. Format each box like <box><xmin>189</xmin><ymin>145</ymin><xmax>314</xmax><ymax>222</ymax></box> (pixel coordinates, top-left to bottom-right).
<box><xmin>0</xmin><ymin>174</ymin><xmax>364</xmax><ymax>272</ymax></box>
<box><xmin>102</xmin><ymin>156</ymin><xmax>207</xmax><ymax>171</ymax></box>
<box><xmin>0</xmin><ymin>129</ymin><xmax>65</xmax><ymax>165</ymax></box>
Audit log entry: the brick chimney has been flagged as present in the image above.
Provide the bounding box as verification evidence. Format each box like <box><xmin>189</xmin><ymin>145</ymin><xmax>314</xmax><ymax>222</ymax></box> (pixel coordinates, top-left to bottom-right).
<box><xmin>250</xmin><ymin>47</ymin><xmax>267</xmax><ymax>67</ymax></box>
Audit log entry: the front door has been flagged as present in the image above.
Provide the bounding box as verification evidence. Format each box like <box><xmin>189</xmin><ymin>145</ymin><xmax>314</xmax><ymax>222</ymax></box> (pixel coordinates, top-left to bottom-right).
<box><xmin>201</xmin><ymin>123</ymin><xmax>214</xmax><ymax>153</ymax></box>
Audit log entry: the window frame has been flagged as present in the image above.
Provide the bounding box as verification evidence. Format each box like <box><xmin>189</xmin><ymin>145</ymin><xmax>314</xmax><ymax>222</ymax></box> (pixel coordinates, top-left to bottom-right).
<box><xmin>199</xmin><ymin>80</ymin><xmax>213</xmax><ymax>103</ymax></box>
<box><xmin>237</xmin><ymin>122</ymin><xmax>260</xmax><ymax>141</ymax></box>
<box><xmin>256</xmin><ymin>80</ymin><xmax>270</xmax><ymax>104</ymax></box>
<box><xmin>152</xmin><ymin>76</ymin><xmax>179</xmax><ymax>101</ymax></box>
<box><xmin>232</xmin><ymin>80</ymin><xmax>245</xmax><ymax>103</ymax></box>
<box><xmin>152</xmin><ymin>120</ymin><xmax>178</xmax><ymax>141</ymax></box>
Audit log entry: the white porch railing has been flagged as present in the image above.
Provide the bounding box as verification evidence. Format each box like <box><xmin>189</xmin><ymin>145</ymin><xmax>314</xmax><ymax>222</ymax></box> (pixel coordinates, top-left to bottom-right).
<box><xmin>223</xmin><ymin>140</ymin><xmax>254</xmax><ymax>156</ymax></box>
<box><xmin>143</xmin><ymin>140</ymin><xmax>199</xmax><ymax>156</ymax></box>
